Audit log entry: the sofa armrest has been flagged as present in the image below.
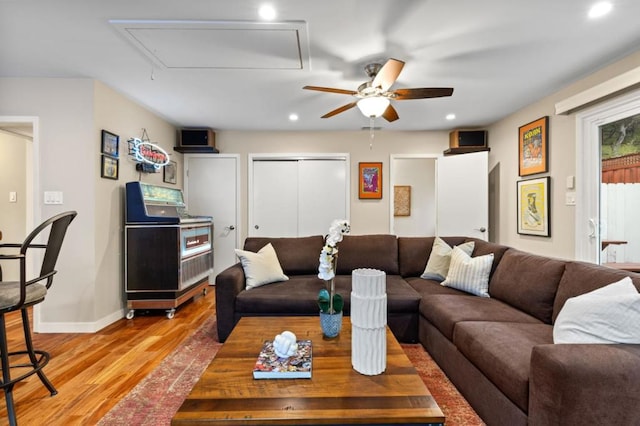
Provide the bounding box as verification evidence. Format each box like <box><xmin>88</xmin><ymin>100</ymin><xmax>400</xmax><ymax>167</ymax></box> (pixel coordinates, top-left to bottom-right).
<box><xmin>215</xmin><ymin>263</ymin><xmax>246</xmax><ymax>342</ymax></box>
<box><xmin>529</xmin><ymin>343</ymin><xmax>640</xmax><ymax>425</ymax></box>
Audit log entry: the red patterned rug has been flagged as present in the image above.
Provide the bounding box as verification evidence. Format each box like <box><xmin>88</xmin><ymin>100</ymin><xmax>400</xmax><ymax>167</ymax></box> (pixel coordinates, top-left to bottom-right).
<box><xmin>99</xmin><ymin>318</ymin><xmax>484</xmax><ymax>425</ymax></box>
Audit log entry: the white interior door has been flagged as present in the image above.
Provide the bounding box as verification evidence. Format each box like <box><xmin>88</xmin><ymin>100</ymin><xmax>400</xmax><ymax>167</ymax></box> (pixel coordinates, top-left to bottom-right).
<box><xmin>436</xmin><ymin>151</ymin><xmax>489</xmax><ymax>240</ymax></box>
<box><xmin>251</xmin><ymin>160</ymin><xmax>299</xmax><ymax>237</ymax></box>
<box><xmin>184</xmin><ymin>154</ymin><xmax>240</xmax><ymax>279</ymax></box>
<box><xmin>298</xmin><ymin>159</ymin><xmax>347</xmax><ymax>236</ymax></box>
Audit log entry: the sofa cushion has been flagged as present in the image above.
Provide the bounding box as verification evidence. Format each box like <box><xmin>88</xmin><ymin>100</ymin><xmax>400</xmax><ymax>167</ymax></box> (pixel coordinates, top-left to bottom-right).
<box><xmin>421</xmin><ymin>238</ymin><xmax>475</xmax><ymax>282</ymax></box>
<box><xmin>465</xmin><ymin>239</ymin><xmax>510</xmax><ymax>278</ymax></box>
<box><xmin>236</xmin><ymin>276</ymin><xmax>324</xmax><ymax>314</ymax></box>
<box><xmin>421</xmin><ymin>294</ymin><xmax>541</xmax><ymax>340</ymax></box>
<box><xmin>336</xmin><ymin>234</ymin><xmax>399</xmax><ymax>275</ymax></box>
<box><xmin>406</xmin><ymin>276</ymin><xmax>470</xmax><ymax>297</ymax></box>
<box><xmin>554</xmin><ymin>277</ymin><xmax>640</xmax><ymax>344</ymax></box>
<box><xmin>398</xmin><ymin>236</ymin><xmax>468</xmax><ymax>278</ymax></box>
<box><xmin>234</xmin><ymin>243</ymin><xmax>289</xmax><ymax>290</ymax></box>
<box><xmin>243</xmin><ymin>235</ymin><xmax>325</xmax><ymax>275</ymax></box>
<box><xmin>490</xmin><ymin>249</ymin><xmax>566</xmax><ymax>324</ymax></box>
<box><xmin>441</xmin><ymin>246</ymin><xmax>493</xmax><ymax>297</ymax></box>
<box><xmin>552</xmin><ymin>261</ymin><xmax>640</xmax><ymax>323</ymax></box>
<box><xmin>453</xmin><ymin>321</ymin><xmax>553</xmax><ymax>412</ymax></box>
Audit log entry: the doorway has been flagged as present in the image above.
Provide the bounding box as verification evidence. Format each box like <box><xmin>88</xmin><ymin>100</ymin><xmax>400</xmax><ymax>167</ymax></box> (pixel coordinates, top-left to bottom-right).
<box><xmin>576</xmin><ymin>88</ymin><xmax>640</xmax><ymax>264</ymax></box>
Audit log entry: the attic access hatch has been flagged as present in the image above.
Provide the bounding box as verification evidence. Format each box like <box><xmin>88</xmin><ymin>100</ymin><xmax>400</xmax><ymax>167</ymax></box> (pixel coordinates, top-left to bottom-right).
<box><xmin>110</xmin><ymin>20</ymin><xmax>310</xmax><ymax>70</ymax></box>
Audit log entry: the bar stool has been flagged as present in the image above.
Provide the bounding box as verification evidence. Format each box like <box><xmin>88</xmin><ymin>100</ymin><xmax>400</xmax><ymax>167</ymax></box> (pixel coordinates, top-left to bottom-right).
<box><xmin>0</xmin><ymin>211</ymin><xmax>77</xmax><ymax>425</ymax></box>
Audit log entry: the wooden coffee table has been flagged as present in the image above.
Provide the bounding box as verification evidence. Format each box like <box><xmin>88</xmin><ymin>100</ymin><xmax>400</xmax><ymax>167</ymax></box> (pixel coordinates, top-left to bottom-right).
<box><xmin>172</xmin><ymin>316</ymin><xmax>445</xmax><ymax>425</ymax></box>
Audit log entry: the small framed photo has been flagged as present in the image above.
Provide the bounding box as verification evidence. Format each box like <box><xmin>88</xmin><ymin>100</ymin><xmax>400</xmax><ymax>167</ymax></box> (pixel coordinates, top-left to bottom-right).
<box><xmin>101</xmin><ymin>130</ymin><xmax>119</xmax><ymax>158</ymax></box>
<box><xmin>518</xmin><ymin>116</ymin><xmax>548</xmax><ymax>176</ymax></box>
<box><xmin>359</xmin><ymin>162</ymin><xmax>382</xmax><ymax>199</ymax></box>
<box><xmin>101</xmin><ymin>155</ymin><xmax>119</xmax><ymax>180</ymax></box>
<box><xmin>517</xmin><ymin>176</ymin><xmax>550</xmax><ymax>237</ymax></box>
<box><xmin>163</xmin><ymin>160</ymin><xmax>177</xmax><ymax>184</ymax></box>
<box><xmin>394</xmin><ymin>185</ymin><xmax>411</xmax><ymax>216</ymax></box>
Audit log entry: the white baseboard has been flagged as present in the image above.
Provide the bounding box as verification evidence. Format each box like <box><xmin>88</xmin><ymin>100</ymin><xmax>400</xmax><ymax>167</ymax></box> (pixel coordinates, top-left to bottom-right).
<box><xmin>35</xmin><ymin>309</ymin><xmax>125</xmax><ymax>333</ymax></box>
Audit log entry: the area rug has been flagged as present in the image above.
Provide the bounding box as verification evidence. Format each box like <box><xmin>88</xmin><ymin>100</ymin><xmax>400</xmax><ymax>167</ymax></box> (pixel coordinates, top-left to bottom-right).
<box><xmin>99</xmin><ymin>319</ymin><xmax>484</xmax><ymax>425</ymax></box>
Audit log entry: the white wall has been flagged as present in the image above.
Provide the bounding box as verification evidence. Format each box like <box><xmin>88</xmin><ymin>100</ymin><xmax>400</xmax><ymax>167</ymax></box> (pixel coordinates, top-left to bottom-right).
<box><xmin>392</xmin><ymin>158</ymin><xmax>436</xmax><ymax>236</ymax></box>
<box><xmin>487</xmin><ymin>50</ymin><xmax>640</xmax><ymax>260</ymax></box>
<box><xmin>214</xmin><ymin>130</ymin><xmax>449</xmax><ymax>240</ymax></box>
<box><xmin>0</xmin><ymin>131</ymin><xmax>28</xmax><ymax>280</ymax></box>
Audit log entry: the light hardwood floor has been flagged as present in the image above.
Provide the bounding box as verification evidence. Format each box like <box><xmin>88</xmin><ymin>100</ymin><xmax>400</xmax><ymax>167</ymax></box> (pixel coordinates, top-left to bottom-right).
<box><xmin>0</xmin><ymin>290</ymin><xmax>216</xmax><ymax>425</ymax></box>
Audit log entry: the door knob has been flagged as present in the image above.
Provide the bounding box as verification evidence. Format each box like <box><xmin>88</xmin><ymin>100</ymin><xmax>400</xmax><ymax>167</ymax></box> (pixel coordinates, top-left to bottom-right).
<box><xmin>227</xmin><ymin>225</ymin><xmax>235</xmax><ymax>231</ymax></box>
<box><xmin>474</xmin><ymin>227</ymin><xmax>487</xmax><ymax>233</ymax></box>
<box><xmin>254</xmin><ymin>225</ymin><xmax>260</xmax><ymax>229</ymax></box>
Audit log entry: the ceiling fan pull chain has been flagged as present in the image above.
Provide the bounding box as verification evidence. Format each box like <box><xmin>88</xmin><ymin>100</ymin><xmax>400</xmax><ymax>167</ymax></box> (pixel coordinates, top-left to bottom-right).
<box><xmin>369</xmin><ymin>117</ymin><xmax>375</xmax><ymax>150</ymax></box>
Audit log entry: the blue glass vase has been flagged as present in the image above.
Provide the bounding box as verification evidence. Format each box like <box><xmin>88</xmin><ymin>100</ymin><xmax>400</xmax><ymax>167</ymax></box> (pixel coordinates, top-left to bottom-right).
<box><xmin>320</xmin><ymin>311</ymin><xmax>342</xmax><ymax>338</ymax></box>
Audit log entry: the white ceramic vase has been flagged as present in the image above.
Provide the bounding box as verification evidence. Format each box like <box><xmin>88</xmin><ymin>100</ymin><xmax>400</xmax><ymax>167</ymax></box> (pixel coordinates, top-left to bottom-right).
<box><xmin>350</xmin><ymin>268</ymin><xmax>387</xmax><ymax>375</ymax></box>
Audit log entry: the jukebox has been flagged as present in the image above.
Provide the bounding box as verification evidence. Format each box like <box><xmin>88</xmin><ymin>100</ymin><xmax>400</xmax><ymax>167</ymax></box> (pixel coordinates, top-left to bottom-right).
<box><xmin>124</xmin><ymin>181</ymin><xmax>213</xmax><ymax>319</ymax></box>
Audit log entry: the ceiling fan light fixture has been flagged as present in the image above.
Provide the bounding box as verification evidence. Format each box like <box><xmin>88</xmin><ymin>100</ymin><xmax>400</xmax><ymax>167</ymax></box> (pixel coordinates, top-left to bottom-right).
<box><xmin>357</xmin><ymin>96</ymin><xmax>390</xmax><ymax>118</ymax></box>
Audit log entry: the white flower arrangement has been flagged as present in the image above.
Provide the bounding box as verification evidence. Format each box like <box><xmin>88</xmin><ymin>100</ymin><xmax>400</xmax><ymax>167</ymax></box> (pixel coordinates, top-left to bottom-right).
<box><xmin>318</xmin><ymin>219</ymin><xmax>350</xmax><ymax>314</ymax></box>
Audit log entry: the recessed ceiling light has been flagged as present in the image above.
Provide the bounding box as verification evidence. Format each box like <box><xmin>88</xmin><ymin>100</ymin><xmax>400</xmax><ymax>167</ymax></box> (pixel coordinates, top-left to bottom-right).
<box><xmin>289</xmin><ymin>113</ymin><xmax>299</xmax><ymax>121</ymax></box>
<box><xmin>259</xmin><ymin>4</ymin><xmax>277</xmax><ymax>20</ymax></box>
<box><xmin>588</xmin><ymin>2</ymin><xmax>612</xmax><ymax>19</ymax></box>
<box><xmin>446</xmin><ymin>114</ymin><xmax>456</xmax><ymax>120</ymax></box>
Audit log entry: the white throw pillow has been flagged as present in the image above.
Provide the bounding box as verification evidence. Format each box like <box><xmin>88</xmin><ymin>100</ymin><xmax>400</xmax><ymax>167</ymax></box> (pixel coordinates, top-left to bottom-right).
<box><xmin>553</xmin><ymin>277</ymin><xmax>640</xmax><ymax>344</ymax></box>
<box><xmin>421</xmin><ymin>238</ymin><xmax>475</xmax><ymax>282</ymax></box>
<box><xmin>441</xmin><ymin>246</ymin><xmax>493</xmax><ymax>297</ymax></box>
<box><xmin>234</xmin><ymin>243</ymin><xmax>289</xmax><ymax>290</ymax></box>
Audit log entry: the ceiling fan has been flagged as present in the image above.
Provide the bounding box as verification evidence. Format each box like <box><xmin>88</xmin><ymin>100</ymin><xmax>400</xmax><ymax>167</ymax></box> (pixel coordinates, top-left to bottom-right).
<box><xmin>303</xmin><ymin>58</ymin><xmax>453</xmax><ymax>122</ymax></box>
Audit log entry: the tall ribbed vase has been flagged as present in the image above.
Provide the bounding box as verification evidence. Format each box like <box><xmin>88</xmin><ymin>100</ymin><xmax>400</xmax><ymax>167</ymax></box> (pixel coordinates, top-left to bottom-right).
<box><xmin>350</xmin><ymin>268</ymin><xmax>387</xmax><ymax>375</ymax></box>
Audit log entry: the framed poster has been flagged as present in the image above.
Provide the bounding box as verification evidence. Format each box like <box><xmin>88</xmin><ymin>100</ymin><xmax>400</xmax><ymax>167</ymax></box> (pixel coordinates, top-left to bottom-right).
<box><xmin>517</xmin><ymin>176</ymin><xmax>550</xmax><ymax>237</ymax></box>
<box><xmin>101</xmin><ymin>155</ymin><xmax>119</xmax><ymax>180</ymax></box>
<box><xmin>518</xmin><ymin>116</ymin><xmax>548</xmax><ymax>176</ymax></box>
<box><xmin>359</xmin><ymin>162</ymin><xmax>382</xmax><ymax>199</ymax></box>
<box><xmin>101</xmin><ymin>130</ymin><xmax>119</xmax><ymax>158</ymax></box>
<box><xmin>163</xmin><ymin>160</ymin><xmax>177</xmax><ymax>184</ymax></box>
<box><xmin>394</xmin><ymin>185</ymin><xmax>411</xmax><ymax>216</ymax></box>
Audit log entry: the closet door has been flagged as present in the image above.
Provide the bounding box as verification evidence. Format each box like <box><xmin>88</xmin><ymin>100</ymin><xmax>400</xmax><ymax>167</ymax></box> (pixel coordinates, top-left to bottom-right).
<box><xmin>251</xmin><ymin>160</ymin><xmax>299</xmax><ymax>237</ymax></box>
<box><xmin>250</xmin><ymin>156</ymin><xmax>349</xmax><ymax>238</ymax></box>
<box><xmin>298</xmin><ymin>159</ymin><xmax>347</xmax><ymax>236</ymax></box>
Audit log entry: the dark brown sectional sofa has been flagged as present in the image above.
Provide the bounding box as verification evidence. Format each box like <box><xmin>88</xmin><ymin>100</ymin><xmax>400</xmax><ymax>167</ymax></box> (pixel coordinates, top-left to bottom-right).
<box><xmin>215</xmin><ymin>234</ymin><xmax>640</xmax><ymax>426</ymax></box>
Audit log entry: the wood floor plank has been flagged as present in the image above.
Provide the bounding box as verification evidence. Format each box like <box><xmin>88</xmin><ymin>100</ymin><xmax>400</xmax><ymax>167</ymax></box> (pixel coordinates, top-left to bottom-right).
<box><xmin>0</xmin><ymin>289</ymin><xmax>215</xmax><ymax>425</ymax></box>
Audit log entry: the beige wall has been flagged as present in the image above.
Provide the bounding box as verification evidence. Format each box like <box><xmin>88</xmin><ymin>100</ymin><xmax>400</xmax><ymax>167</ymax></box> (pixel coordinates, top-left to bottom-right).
<box><xmin>0</xmin><ymin>131</ymin><xmax>28</xmax><ymax>280</ymax></box>
<box><xmin>214</xmin><ymin>130</ymin><xmax>449</xmax><ymax>240</ymax></box>
<box><xmin>487</xmin><ymin>50</ymin><xmax>640</xmax><ymax>260</ymax></box>
<box><xmin>93</xmin><ymin>81</ymin><xmax>178</xmax><ymax>320</ymax></box>
<box><xmin>0</xmin><ymin>78</ymin><xmax>177</xmax><ymax>331</ymax></box>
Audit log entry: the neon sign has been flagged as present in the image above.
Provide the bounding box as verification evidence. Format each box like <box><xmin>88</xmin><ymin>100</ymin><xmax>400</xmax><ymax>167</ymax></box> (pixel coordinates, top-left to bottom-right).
<box><xmin>128</xmin><ymin>138</ymin><xmax>170</xmax><ymax>170</ymax></box>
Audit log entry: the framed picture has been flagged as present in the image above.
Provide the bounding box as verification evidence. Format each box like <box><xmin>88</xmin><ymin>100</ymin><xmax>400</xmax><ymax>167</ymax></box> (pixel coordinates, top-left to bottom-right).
<box><xmin>163</xmin><ymin>160</ymin><xmax>177</xmax><ymax>184</ymax></box>
<box><xmin>394</xmin><ymin>185</ymin><xmax>411</xmax><ymax>216</ymax></box>
<box><xmin>101</xmin><ymin>155</ymin><xmax>119</xmax><ymax>180</ymax></box>
<box><xmin>101</xmin><ymin>130</ymin><xmax>119</xmax><ymax>158</ymax></box>
<box><xmin>518</xmin><ymin>116</ymin><xmax>548</xmax><ymax>176</ymax></box>
<box><xmin>359</xmin><ymin>162</ymin><xmax>382</xmax><ymax>199</ymax></box>
<box><xmin>517</xmin><ymin>176</ymin><xmax>550</xmax><ymax>237</ymax></box>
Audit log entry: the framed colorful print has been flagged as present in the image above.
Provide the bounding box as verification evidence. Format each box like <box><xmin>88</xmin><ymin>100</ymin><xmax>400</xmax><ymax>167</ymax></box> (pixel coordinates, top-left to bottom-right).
<box><xmin>163</xmin><ymin>160</ymin><xmax>177</xmax><ymax>184</ymax></box>
<box><xmin>517</xmin><ymin>176</ymin><xmax>550</xmax><ymax>237</ymax></box>
<box><xmin>393</xmin><ymin>185</ymin><xmax>411</xmax><ymax>216</ymax></box>
<box><xmin>101</xmin><ymin>130</ymin><xmax>119</xmax><ymax>158</ymax></box>
<box><xmin>359</xmin><ymin>162</ymin><xmax>382</xmax><ymax>199</ymax></box>
<box><xmin>101</xmin><ymin>155</ymin><xmax>119</xmax><ymax>180</ymax></box>
<box><xmin>518</xmin><ymin>116</ymin><xmax>548</xmax><ymax>176</ymax></box>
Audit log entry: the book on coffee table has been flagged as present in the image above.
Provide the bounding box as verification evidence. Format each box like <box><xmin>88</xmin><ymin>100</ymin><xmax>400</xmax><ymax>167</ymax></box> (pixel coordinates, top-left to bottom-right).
<box><xmin>252</xmin><ymin>339</ymin><xmax>312</xmax><ymax>379</ymax></box>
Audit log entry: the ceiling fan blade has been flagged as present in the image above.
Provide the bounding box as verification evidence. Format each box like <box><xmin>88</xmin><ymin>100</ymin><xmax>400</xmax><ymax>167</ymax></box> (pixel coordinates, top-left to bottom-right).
<box><xmin>382</xmin><ymin>104</ymin><xmax>399</xmax><ymax>122</ymax></box>
<box><xmin>303</xmin><ymin>85</ymin><xmax>358</xmax><ymax>96</ymax></box>
<box><xmin>321</xmin><ymin>102</ymin><xmax>358</xmax><ymax>118</ymax></box>
<box><xmin>371</xmin><ymin>58</ymin><xmax>405</xmax><ymax>91</ymax></box>
<box><xmin>393</xmin><ymin>87</ymin><xmax>454</xmax><ymax>100</ymax></box>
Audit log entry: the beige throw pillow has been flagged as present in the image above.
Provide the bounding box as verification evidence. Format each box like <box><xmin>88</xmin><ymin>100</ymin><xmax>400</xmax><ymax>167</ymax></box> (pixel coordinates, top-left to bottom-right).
<box><xmin>421</xmin><ymin>237</ymin><xmax>475</xmax><ymax>282</ymax></box>
<box><xmin>553</xmin><ymin>277</ymin><xmax>640</xmax><ymax>344</ymax></box>
<box><xmin>441</xmin><ymin>246</ymin><xmax>493</xmax><ymax>297</ymax></box>
<box><xmin>235</xmin><ymin>243</ymin><xmax>289</xmax><ymax>290</ymax></box>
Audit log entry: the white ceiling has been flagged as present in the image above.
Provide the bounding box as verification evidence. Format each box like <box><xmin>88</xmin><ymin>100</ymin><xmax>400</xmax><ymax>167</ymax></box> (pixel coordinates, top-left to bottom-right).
<box><xmin>1</xmin><ymin>0</ymin><xmax>640</xmax><ymax>132</ymax></box>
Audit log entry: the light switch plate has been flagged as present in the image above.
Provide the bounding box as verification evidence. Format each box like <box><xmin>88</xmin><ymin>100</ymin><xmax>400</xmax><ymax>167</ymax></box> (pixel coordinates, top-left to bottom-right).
<box><xmin>44</xmin><ymin>191</ymin><xmax>63</xmax><ymax>205</ymax></box>
<box><xmin>565</xmin><ymin>191</ymin><xmax>576</xmax><ymax>206</ymax></box>
<box><xmin>9</xmin><ymin>191</ymin><xmax>17</xmax><ymax>203</ymax></box>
